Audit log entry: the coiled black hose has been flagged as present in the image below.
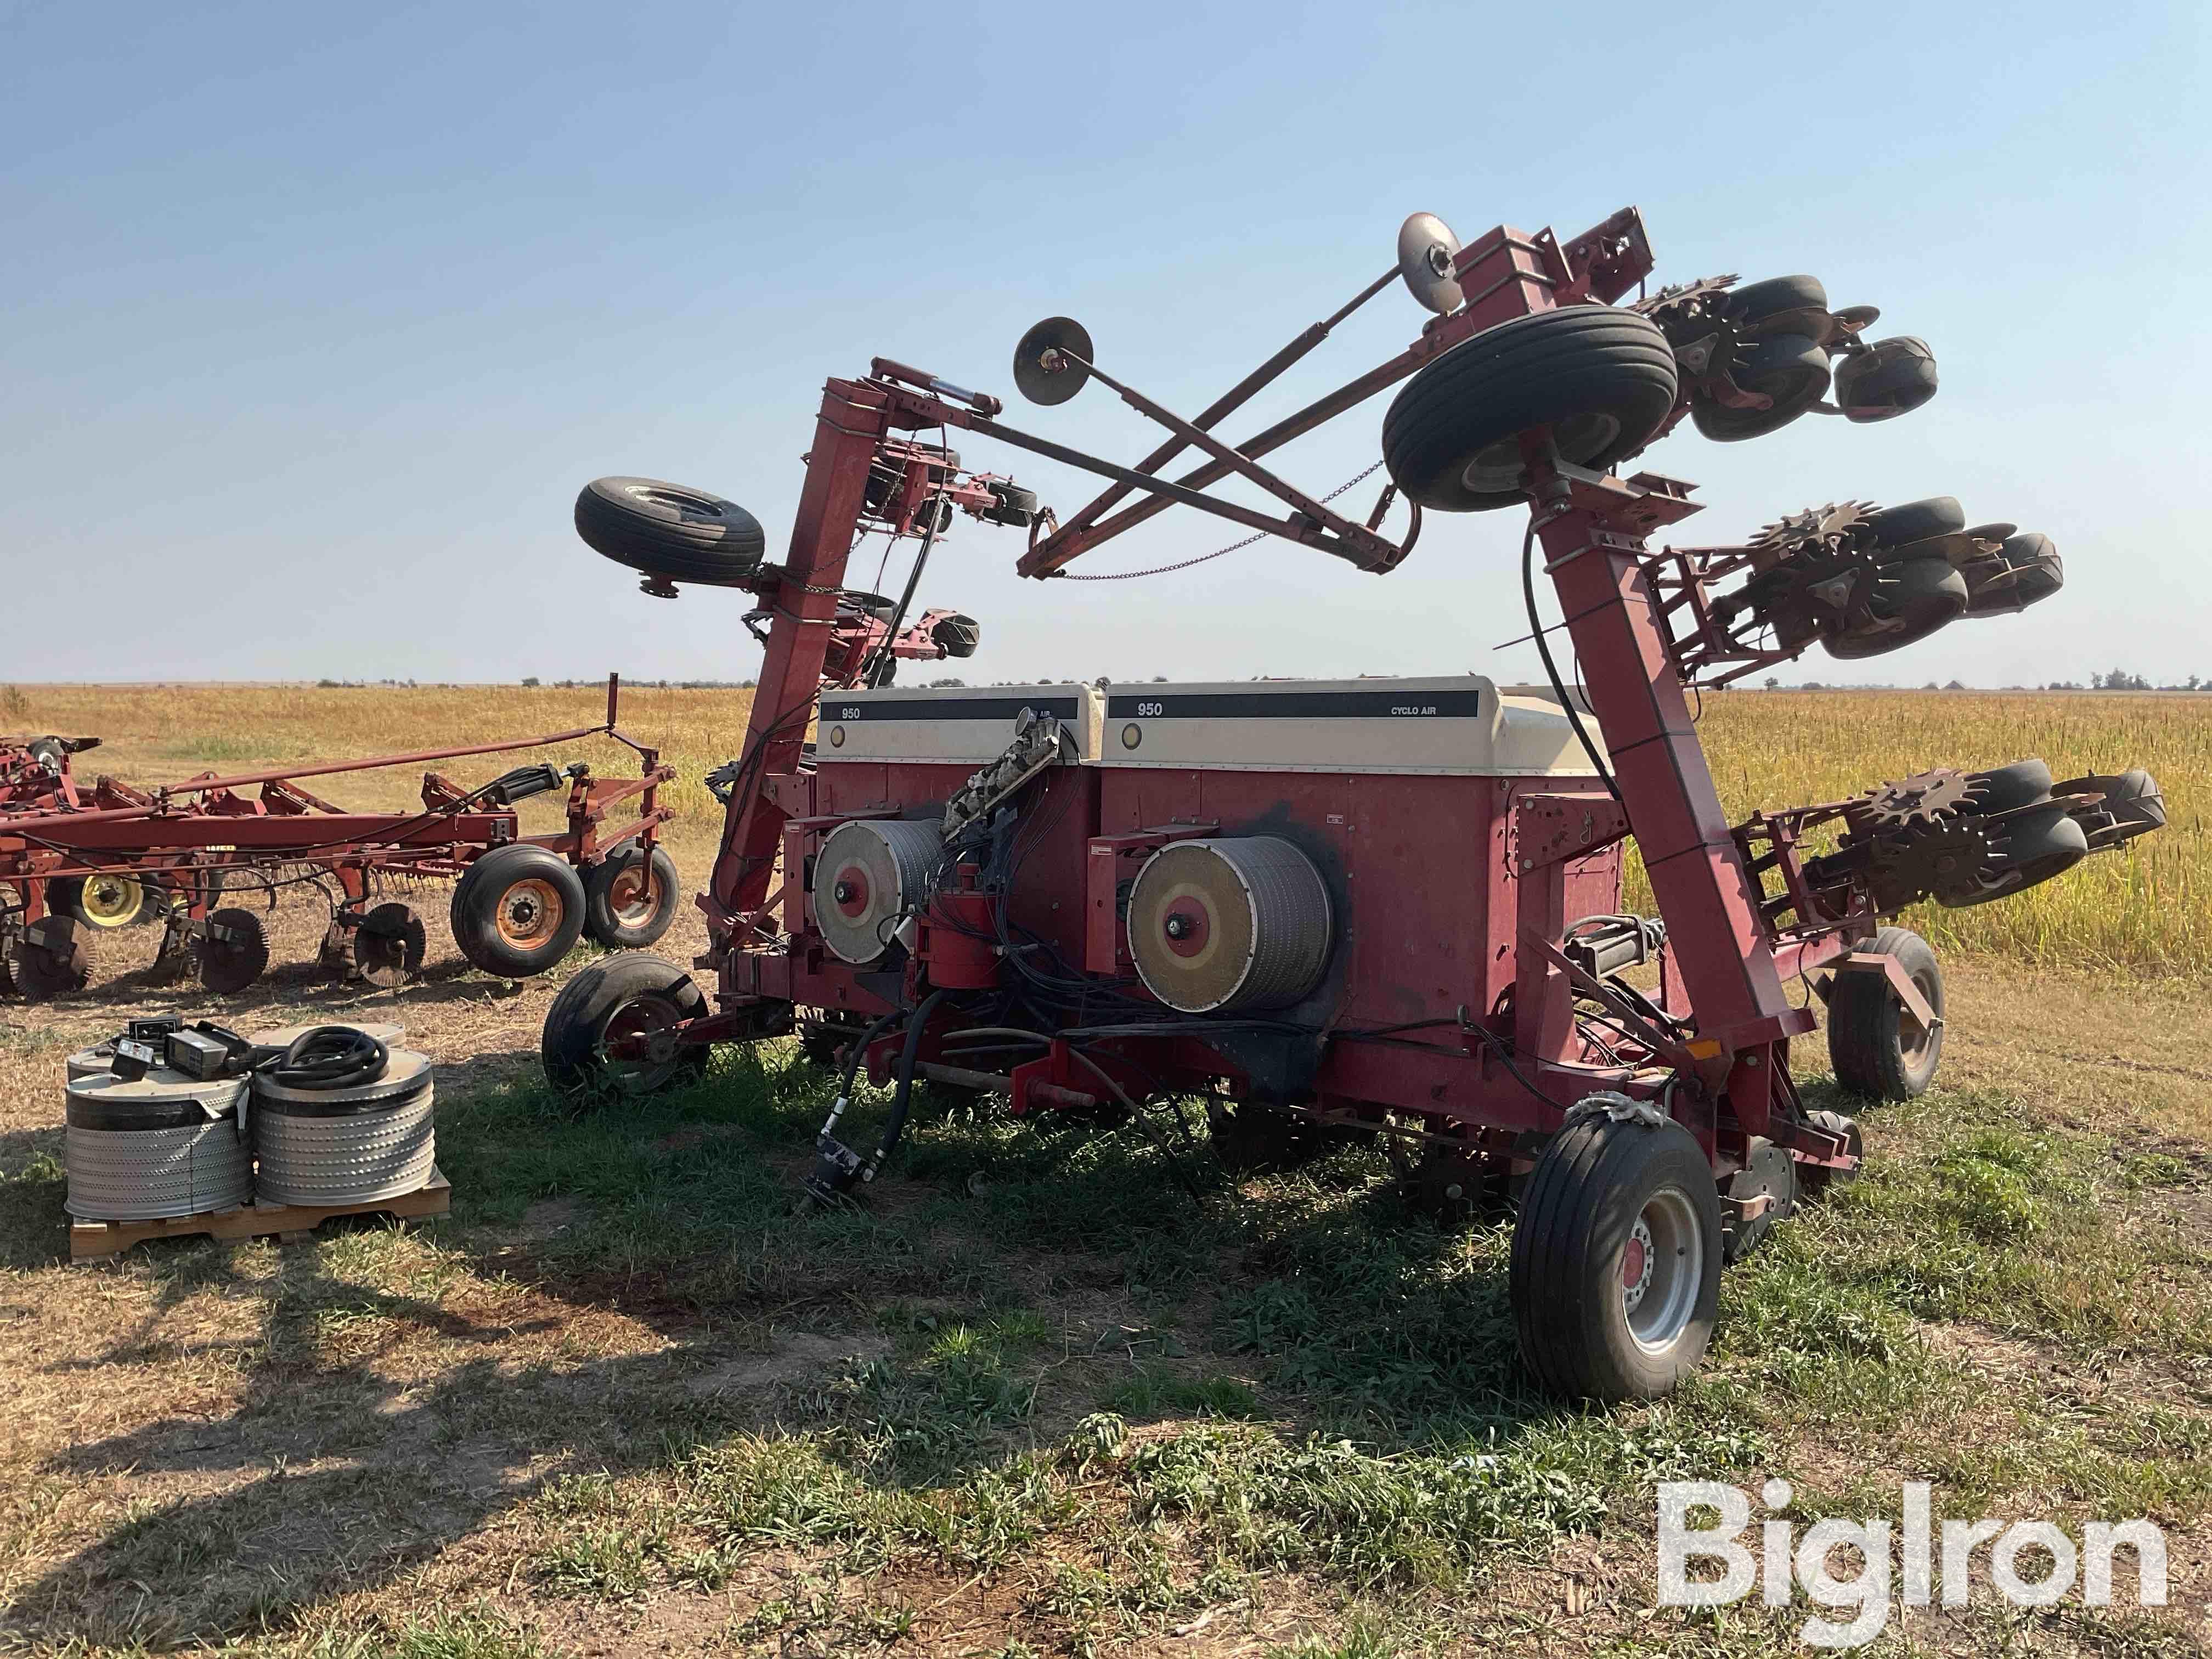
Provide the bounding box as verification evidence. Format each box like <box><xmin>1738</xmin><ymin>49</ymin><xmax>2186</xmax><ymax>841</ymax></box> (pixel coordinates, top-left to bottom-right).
<box><xmin>259</xmin><ymin>1026</ymin><xmax>390</xmax><ymax>1091</ymax></box>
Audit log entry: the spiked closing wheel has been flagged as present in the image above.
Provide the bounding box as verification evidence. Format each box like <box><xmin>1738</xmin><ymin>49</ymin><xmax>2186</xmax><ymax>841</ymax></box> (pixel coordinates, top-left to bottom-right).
<box><xmin>353</xmin><ymin>901</ymin><xmax>428</xmax><ymax>988</ymax></box>
<box><xmin>194</xmin><ymin>907</ymin><xmax>269</xmax><ymax>996</ymax></box>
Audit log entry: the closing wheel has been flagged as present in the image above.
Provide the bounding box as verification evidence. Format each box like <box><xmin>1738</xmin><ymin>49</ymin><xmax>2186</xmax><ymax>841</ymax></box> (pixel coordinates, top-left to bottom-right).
<box><xmin>194</xmin><ymin>907</ymin><xmax>269</xmax><ymax>996</ymax></box>
<box><xmin>541</xmin><ymin>951</ymin><xmax>713</xmax><ymax>1097</ymax></box>
<box><xmin>582</xmin><ymin>845</ymin><xmax>681</xmax><ymax>949</ymax></box>
<box><xmin>1963</xmin><ymin>532</ymin><xmax>2064</xmax><ymax>617</ymax></box>
<box><xmin>352</xmin><ymin>901</ymin><xmax>428</xmax><ymax>988</ymax></box>
<box><xmin>1835</xmin><ymin>336</ymin><xmax>1938</xmax><ymax>422</ymax></box>
<box><xmin>1826</xmin><ymin>925</ymin><xmax>1943</xmax><ymax>1100</ymax></box>
<box><xmin>1690</xmin><ymin>332</ymin><xmax>1831</xmax><ymax>441</ymax></box>
<box><xmin>1823</xmin><ymin>557</ymin><xmax>1968</xmax><ymax>659</ymax></box>
<box><xmin>1380</xmin><ymin>306</ymin><xmax>1680</xmax><ymax>511</ymax></box>
<box><xmin>52</xmin><ymin>872</ymin><xmax>163</xmax><ymax>930</ymax></box>
<box><xmin>1510</xmin><ymin>1107</ymin><xmax>1722</xmax><ymax>1402</ymax></box>
<box><xmin>1861</xmin><ymin>496</ymin><xmax>1966</xmax><ymax>549</ymax></box>
<box><xmin>10</xmin><ymin>917</ymin><xmax>93</xmax><ymax>1001</ymax></box>
<box><xmin>930</xmin><ymin>613</ymin><xmax>981</xmax><ymax>658</ymax></box>
<box><xmin>451</xmin><ymin>843</ymin><xmax>587</xmax><ymax>978</ymax></box>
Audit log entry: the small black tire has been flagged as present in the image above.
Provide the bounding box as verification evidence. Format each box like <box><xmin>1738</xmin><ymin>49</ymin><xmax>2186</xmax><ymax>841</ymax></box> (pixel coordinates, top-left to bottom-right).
<box><xmin>581</xmin><ymin>845</ymin><xmax>681</xmax><ymax>949</ymax></box>
<box><xmin>1964</xmin><ymin>532</ymin><xmax>2064</xmax><ymax>617</ymax></box>
<box><xmin>1941</xmin><ymin>806</ymin><xmax>2089</xmax><ymax>908</ymax></box>
<box><xmin>195</xmin><ymin>907</ymin><xmax>269</xmax><ymax>996</ymax></box>
<box><xmin>2052</xmin><ymin>768</ymin><xmax>2165</xmax><ymax>850</ymax></box>
<box><xmin>541</xmin><ymin>951</ymin><xmax>712</xmax><ymax>1097</ymax></box>
<box><xmin>1724</xmin><ymin>274</ymin><xmax>1827</xmax><ymax>325</ymax></box>
<box><xmin>1510</xmin><ymin>1108</ymin><xmax>1723</xmax><ymax>1403</ymax></box>
<box><xmin>1689</xmin><ymin>333</ymin><xmax>1830</xmax><ymax>442</ymax></box>
<box><xmin>1861</xmin><ymin>496</ymin><xmax>1966</xmax><ymax>549</ymax></box>
<box><xmin>985</xmin><ymin>482</ymin><xmax>1039</xmax><ymax>526</ymax></box>
<box><xmin>1823</xmin><ymin>557</ymin><xmax>1968</xmax><ymax>660</ymax></box>
<box><xmin>452</xmin><ymin>844</ymin><xmax>586</xmax><ymax>979</ymax></box>
<box><xmin>1826</xmin><ymin>925</ymin><xmax>1943</xmax><ymax>1100</ymax></box>
<box><xmin>1835</xmin><ymin>335</ymin><xmax>1938</xmax><ymax>422</ymax></box>
<box><xmin>1380</xmin><ymin>306</ymin><xmax>1680</xmax><ymax>512</ymax></box>
<box><xmin>574</xmin><ymin>477</ymin><xmax>766</xmax><ymax>588</ymax></box>
<box><xmin>930</xmin><ymin>614</ymin><xmax>981</xmax><ymax>658</ymax></box>
<box><xmin>1964</xmin><ymin>759</ymin><xmax>2052</xmax><ymax>815</ymax></box>
<box><xmin>841</xmin><ymin>590</ymin><xmax>898</xmax><ymax>622</ymax></box>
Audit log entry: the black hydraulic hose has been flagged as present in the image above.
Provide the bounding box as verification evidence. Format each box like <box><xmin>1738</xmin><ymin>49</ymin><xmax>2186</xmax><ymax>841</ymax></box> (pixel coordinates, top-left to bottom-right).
<box><xmin>837</xmin><ymin>1007</ymin><xmax>906</xmax><ymax>1098</ymax></box>
<box><xmin>1521</xmin><ymin>517</ymin><xmax>1620</xmax><ymax>800</ymax></box>
<box><xmin>866</xmin><ymin>988</ymin><xmax>949</xmax><ymax>1178</ymax></box>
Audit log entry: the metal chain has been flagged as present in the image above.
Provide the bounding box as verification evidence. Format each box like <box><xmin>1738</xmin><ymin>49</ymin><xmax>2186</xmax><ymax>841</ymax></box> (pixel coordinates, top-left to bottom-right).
<box><xmin>1059</xmin><ymin>460</ymin><xmax>1389</xmax><ymax>581</ymax></box>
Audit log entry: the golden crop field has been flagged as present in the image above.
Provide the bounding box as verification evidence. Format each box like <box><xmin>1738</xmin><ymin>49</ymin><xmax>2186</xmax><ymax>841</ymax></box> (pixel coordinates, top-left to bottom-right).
<box><xmin>5</xmin><ymin>681</ymin><xmax>2199</xmax><ymax>976</ymax></box>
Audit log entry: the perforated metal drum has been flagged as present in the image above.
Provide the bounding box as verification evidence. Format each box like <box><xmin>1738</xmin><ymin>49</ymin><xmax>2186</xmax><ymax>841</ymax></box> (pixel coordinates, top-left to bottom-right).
<box><xmin>251</xmin><ymin>1049</ymin><xmax>436</xmax><ymax>1206</ymax></box>
<box><xmin>1126</xmin><ymin>836</ymin><xmax>1334</xmax><ymax>1013</ymax></box>
<box><xmin>811</xmin><ymin>818</ymin><xmax>944</xmax><ymax>965</ymax></box>
<box><xmin>64</xmin><ymin>1074</ymin><xmax>252</xmax><ymax>1220</ymax></box>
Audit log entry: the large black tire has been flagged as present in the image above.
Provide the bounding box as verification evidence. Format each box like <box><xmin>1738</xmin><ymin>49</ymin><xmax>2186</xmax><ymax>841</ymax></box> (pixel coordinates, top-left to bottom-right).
<box><xmin>574</xmin><ymin>477</ymin><xmax>766</xmax><ymax>588</ymax></box>
<box><xmin>541</xmin><ymin>951</ymin><xmax>712</xmax><ymax>1097</ymax></box>
<box><xmin>1824</xmin><ymin>557</ymin><xmax>1968</xmax><ymax>660</ymax></box>
<box><xmin>1826</xmin><ymin>925</ymin><xmax>1943</xmax><ymax>1100</ymax></box>
<box><xmin>1861</xmin><ymin>496</ymin><xmax>1966</xmax><ymax>550</ymax></box>
<box><xmin>1510</xmin><ymin>1108</ymin><xmax>1723</xmax><ymax>1402</ymax></box>
<box><xmin>1835</xmin><ymin>336</ymin><xmax>1938</xmax><ymax>421</ymax></box>
<box><xmin>452</xmin><ymin>844</ymin><xmax>586</xmax><ymax>978</ymax></box>
<box><xmin>1380</xmin><ymin>306</ymin><xmax>1679</xmax><ymax>511</ymax></box>
<box><xmin>1689</xmin><ymin>332</ymin><xmax>1830</xmax><ymax>442</ymax></box>
<box><xmin>581</xmin><ymin>845</ymin><xmax>681</xmax><ymax>949</ymax></box>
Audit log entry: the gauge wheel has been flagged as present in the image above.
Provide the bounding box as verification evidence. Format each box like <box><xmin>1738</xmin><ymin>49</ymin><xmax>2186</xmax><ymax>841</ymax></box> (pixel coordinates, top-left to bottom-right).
<box><xmin>582</xmin><ymin>845</ymin><xmax>681</xmax><ymax>949</ymax></box>
<box><xmin>1380</xmin><ymin>306</ymin><xmax>1680</xmax><ymax>511</ymax></box>
<box><xmin>1826</xmin><ymin>926</ymin><xmax>1943</xmax><ymax>1099</ymax></box>
<box><xmin>1689</xmin><ymin>332</ymin><xmax>1831</xmax><ymax>442</ymax></box>
<box><xmin>50</xmin><ymin>871</ymin><xmax>165</xmax><ymax>930</ymax></box>
<box><xmin>1822</xmin><ymin>557</ymin><xmax>1969</xmax><ymax>660</ymax></box>
<box><xmin>541</xmin><ymin>951</ymin><xmax>713</xmax><ymax>1097</ymax></box>
<box><xmin>451</xmin><ymin>844</ymin><xmax>587</xmax><ymax>978</ymax></box>
<box><xmin>1510</xmin><ymin>1107</ymin><xmax>1723</xmax><ymax>1402</ymax></box>
<box><xmin>194</xmin><ymin>907</ymin><xmax>270</xmax><ymax>997</ymax></box>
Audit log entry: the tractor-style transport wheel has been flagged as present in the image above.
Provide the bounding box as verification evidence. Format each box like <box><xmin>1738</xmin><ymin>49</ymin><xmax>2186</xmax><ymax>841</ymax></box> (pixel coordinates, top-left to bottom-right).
<box><xmin>1510</xmin><ymin>1105</ymin><xmax>1723</xmax><ymax>1403</ymax></box>
<box><xmin>542</xmin><ymin>951</ymin><xmax>711</xmax><ymax>1097</ymax></box>
<box><xmin>51</xmin><ymin>871</ymin><xmax>166</xmax><ymax>930</ymax></box>
<box><xmin>452</xmin><ymin>844</ymin><xmax>586</xmax><ymax>978</ymax></box>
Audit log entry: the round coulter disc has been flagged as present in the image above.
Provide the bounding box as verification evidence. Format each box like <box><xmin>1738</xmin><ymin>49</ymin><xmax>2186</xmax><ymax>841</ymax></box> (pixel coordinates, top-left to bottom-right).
<box><xmin>1126</xmin><ymin>837</ymin><xmax>1333</xmax><ymax>1014</ymax></box>
<box><xmin>1396</xmin><ymin>211</ymin><xmax>1464</xmax><ymax>315</ymax></box>
<box><xmin>810</xmin><ymin>819</ymin><xmax>945</xmax><ymax>966</ymax></box>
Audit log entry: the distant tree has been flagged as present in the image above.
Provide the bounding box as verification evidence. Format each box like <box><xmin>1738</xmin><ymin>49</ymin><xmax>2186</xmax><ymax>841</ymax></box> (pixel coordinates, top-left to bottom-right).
<box><xmin>521</xmin><ymin>676</ymin><xmax>540</xmax><ymax>687</ymax></box>
<box><xmin>1763</xmin><ymin>677</ymin><xmax>1779</xmax><ymax>690</ymax></box>
<box><xmin>927</xmin><ymin>677</ymin><xmax>966</xmax><ymax>687</ymax></box>
<box><xmin>1153</xmin><ymin>675</ymin><xmax>1169</xmax><ymax>683</ymax></box>
<box><xmin>2092</xmin><ymin>668</ymin><xmax>2151</xmax><ymax>691</ymax></box>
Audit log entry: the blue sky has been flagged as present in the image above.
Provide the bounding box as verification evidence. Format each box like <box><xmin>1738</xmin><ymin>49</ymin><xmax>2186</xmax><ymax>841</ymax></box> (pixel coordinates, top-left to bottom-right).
<box><xmin>4</xmin><ymin>1</ymin><xmax>2206</xmax><ymax>687</ymax></box>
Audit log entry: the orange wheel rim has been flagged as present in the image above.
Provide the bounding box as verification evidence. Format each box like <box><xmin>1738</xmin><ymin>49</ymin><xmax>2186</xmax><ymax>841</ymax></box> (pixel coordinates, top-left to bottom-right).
<box><xmin>607</xmin><ymin>863</ymin><xmax>659</xmax><ymax>923</ymax></box>
<box><xmin>495</xmin><ymin>877</ymin><xmax>565</xmax><ymax>947</ymax></box>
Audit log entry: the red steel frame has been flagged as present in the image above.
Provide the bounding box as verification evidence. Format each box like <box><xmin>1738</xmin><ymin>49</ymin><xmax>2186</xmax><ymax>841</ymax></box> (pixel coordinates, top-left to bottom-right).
<box><xmin>2</xmin><ymin>674</ymin><xmax>673</xmax><ymax>943</ymax></box>
<box><xmin>661</xmin><ymin>204</ymin><xmax>1875</xmax><ymax>1184</ymax></box>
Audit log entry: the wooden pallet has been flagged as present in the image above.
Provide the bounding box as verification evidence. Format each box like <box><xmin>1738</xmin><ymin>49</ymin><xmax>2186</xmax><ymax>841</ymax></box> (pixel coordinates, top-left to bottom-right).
<box><xmin>69</xmin><ymin>1167</ymin><xmax>451</xmax><ymax>1263</ymax></box>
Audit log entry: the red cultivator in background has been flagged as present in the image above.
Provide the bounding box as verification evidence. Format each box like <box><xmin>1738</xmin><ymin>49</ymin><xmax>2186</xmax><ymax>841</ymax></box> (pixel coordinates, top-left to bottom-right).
<box><xmin>1</xmin><ymin>677</ymin><xmax>678</xmax><ymax>1001</ymax></box>
<box><xmin>546</xmin><ymin>204</ymin><xmax>2164</xmax><ymax>1402</ymax></box>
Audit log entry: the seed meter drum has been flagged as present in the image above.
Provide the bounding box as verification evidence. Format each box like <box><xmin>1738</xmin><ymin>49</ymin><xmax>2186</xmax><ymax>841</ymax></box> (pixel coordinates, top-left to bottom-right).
<box><xmin>64</xmin><ymin>1074</ymin><xmax>251</xmax><ymax>1220</ymax></box>
<box><xmin>811</xmin><ymin>819</ymin><xmax>945</xmax><ymax>965</ymax></box>
<box><xmin>251</xmin><ymin>1048</ymin><xmax>436</xmax><ymax>1207</ymax></box>
<box><xmin>1126</xmin><ymin>837</ymin><xmax>1334</xmax><ymax>1014</ymax></box>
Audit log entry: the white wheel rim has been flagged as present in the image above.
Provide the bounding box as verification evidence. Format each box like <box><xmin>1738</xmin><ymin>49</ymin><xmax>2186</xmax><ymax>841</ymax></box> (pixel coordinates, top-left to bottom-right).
<box><xmin>1623</xmin><ymin>1187</ymin><xmax>1702</xmax><ymax>1353</ymax></box>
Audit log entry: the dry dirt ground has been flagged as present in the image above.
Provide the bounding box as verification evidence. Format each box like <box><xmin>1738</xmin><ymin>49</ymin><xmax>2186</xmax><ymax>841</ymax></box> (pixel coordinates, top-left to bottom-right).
<box><xmin>3</xmin><ymin>877</ymin><xmax>2211</xmax><ymax>1657</ymax></box>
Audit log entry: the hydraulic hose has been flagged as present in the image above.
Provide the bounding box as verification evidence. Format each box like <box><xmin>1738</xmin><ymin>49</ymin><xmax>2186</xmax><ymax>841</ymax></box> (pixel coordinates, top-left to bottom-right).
<box><xmin>866</xmin><ymin>988</ymin><xmax>949</xmax><ymax>1178</ymax></box>
<box><xmin>1522</xmin><ymin>517</ymin><xmax>1620</xmax><ymax>800</ymax></box>
<box><xmin>258</xmin><ymin>1025</ymin><xmax>389</xmax><ymax>1091</ymax></box>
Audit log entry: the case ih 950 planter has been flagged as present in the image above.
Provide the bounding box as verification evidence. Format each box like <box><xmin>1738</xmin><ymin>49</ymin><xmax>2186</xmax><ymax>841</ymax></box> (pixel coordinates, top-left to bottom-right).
<box><xmin>547</xmin><ymin>205</ymin><xmax>2163</xmax><ymax>1401</ymax></box>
